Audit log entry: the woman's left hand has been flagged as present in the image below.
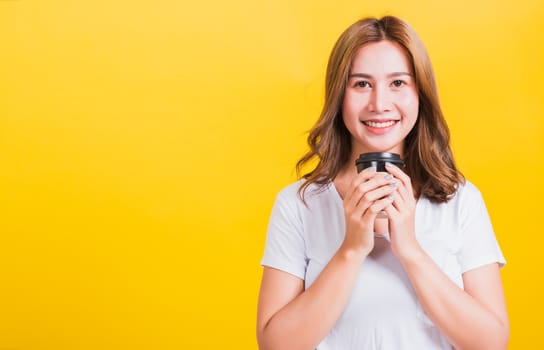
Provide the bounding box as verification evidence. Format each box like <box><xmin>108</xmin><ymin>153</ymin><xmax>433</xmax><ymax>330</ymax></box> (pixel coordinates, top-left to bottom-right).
<box><xmin>383</xmin><ymin>162</ymin><xmax>421</xmax><ymax>261</ymax></box>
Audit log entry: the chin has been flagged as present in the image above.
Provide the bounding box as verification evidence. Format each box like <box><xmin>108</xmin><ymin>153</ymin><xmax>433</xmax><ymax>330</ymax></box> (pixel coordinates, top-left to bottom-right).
<box><xmin>365</xmin><ymin>144</ymin><xmax>402</xmax><ymax>154</ymax></box>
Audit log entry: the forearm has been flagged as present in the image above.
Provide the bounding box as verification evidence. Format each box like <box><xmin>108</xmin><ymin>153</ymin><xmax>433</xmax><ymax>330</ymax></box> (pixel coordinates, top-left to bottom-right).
<box><xmin>259</xmin><ymin>247</ymin><xmax>364</xmax><ymax>350</ymax></box>
<box><xmin>401</xmin><ymin>250</ymin><xmax>509</xmax><ymax>350</ymax></box>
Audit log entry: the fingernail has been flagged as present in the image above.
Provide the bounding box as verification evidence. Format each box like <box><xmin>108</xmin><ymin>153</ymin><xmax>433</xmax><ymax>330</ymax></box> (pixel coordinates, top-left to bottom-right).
<box><xmin>384</xmin><ymin>174</ymin><xmax>393</xmax><ymax>180</ymax></box>
<box><xmin>385</xmin><ymin>162</ymin><xmax>393</xmax><ymax>168</ymax></box>
<box><xmin>367</xmin><ymin>166</ymin><xmax>377</xmax><ymax>172</ymax></box>
<box><xmin>390</xmin><ymin>182</ymin><xmax>397</xmax><ymax>188</ymax></box>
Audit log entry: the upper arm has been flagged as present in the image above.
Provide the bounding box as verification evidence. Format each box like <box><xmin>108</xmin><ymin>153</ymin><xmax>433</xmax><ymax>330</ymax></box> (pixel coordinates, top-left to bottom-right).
<box><xmin>462</xmin><ymin>263</ymin><xmax>509</xmax><ymax>331</ymax></box>
<box><xmin>257</xmin><ymin>267</ymin><xmax>304</xmax><ymax>340</ymax></box>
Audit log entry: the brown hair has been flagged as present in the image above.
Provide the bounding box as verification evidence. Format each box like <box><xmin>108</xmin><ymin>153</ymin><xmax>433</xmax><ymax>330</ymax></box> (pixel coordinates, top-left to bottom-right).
<box><xmin>296</xmin><ymin>16</ymin><xmax>463</xmax><ymax>204</ymax></box>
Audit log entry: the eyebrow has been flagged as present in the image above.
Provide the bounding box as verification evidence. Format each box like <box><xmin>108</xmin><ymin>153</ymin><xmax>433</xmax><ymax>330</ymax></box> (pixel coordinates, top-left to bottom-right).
<box><xmin>348</xmin><ymin>72</ymin><xmax>413</xmax><ymax>79</ymax></box>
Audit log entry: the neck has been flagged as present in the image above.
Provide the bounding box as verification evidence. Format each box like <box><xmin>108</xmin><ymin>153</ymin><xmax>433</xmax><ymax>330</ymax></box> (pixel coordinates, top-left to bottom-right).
<box><xmin>335</xmin><ymin>155</ymin><xmax>359</xmax><ymax>183</ymax></box>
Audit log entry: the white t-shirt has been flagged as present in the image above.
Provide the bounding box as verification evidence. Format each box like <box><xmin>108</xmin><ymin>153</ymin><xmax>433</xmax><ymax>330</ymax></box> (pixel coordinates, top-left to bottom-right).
<box><xmin>261</xmin><ymin>179</ymin><xmax>505</xmax><ymax>350</ymax></box>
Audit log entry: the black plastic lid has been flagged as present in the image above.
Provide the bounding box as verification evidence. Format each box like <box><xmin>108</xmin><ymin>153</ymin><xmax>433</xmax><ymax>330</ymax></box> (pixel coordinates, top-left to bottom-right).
<box><xmin>355</xmin><ymin>152</ymin><xmax>403</xmax><ymax>164</ymax></box>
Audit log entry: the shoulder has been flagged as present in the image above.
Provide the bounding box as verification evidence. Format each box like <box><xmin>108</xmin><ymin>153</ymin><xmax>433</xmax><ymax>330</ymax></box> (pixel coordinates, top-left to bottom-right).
<box><xmin>435</xmin><ymin>179</ymin><xmax>490</xmax><ymax>228</ymax></box>
<box><xmin>456</xmin><ymin>179</ymin><xmax>482</xmax><ymax>197</ymax></box>
<box><xmin>275</xmin><ymin>179</ymin><xmax>304</xmax><ymax>199</ymax></box>
<box><xmin>275</xmin><ymin>179</ymin><xmax>332</xmax><ymax>205</ymax></box>
<box><xmin>419</xmin><ymin>180</ymin><xmax>486</xmax><ymax>221</ymax></box>
<box><xmin>450</xmin><ymin>179</ymin><xmax>485</xmax><ymax>208</ymax></box>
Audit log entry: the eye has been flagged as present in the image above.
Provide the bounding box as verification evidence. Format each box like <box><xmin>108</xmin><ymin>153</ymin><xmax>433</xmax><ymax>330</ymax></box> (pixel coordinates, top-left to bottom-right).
<box><xmin>355</xmin><ymin>81</ymin><xmax>371</xmax><ymax>88</ymax></box>
<box><xmin>392</xmin><ymin>80</ymin><xmax>406</xmax><ymax>87</ymax></box>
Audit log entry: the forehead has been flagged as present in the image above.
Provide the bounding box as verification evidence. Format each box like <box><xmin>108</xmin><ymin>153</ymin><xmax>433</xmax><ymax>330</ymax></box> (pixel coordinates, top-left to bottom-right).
<box><xmin>350</xmin><ymin>40</ymin><xmax>412</xmax><ymax>74</ymax></box>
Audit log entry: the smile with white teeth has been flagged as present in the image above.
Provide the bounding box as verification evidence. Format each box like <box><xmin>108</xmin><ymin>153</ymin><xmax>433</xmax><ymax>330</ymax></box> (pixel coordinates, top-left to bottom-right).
<box><xmin>362</xmin><ymin>120</ymin><xmax>398</xmax><ymax>128</ymax></box>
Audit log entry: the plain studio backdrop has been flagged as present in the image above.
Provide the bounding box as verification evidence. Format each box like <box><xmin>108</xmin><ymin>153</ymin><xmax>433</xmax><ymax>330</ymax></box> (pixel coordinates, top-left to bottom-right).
<box><xmin>1</xmin><ymin>0</ymin><xmax>542</xmax><ymax>349</ymax></box>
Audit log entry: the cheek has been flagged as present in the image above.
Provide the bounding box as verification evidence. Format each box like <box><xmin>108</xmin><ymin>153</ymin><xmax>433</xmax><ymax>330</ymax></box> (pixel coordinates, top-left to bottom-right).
<box><xmin>342</xmin><ymin>92</ymin><xmax>356</xmax><ymax>112</ymax></box>
<box><xmin>342</xmin><ymin>93</ymin><xmax>359</xmax><ymax>123</ymax></box>
<box><xmin>399</xmin><ymin>91</ymin><xmax>419</xmax><ymax>118</ymax></box>
<box><xmin>343</xmin><ymin>91</ymin><xmax>369</xmax><ymax>116</ymax></box>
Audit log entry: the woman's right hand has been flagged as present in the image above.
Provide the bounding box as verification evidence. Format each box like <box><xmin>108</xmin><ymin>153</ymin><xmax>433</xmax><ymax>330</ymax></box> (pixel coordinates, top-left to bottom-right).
<box><xmin>341</xmin><ymin>166</ymin><xmax>397</xmax><ymax>257</ymax></box>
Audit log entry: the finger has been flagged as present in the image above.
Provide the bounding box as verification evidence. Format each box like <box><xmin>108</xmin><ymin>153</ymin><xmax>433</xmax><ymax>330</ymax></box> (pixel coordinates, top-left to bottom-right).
<box><xmin>383</xmin><ymin>202</ymin><xmax>399</xmax><ymax>220</ymax></box>
<box><xmin>348</xmin><ymin>176</ymin><xmax>396</xmax><ymax>212</ymax></box>
<box><xmin>393</xmin><ymin>180</ymin><xmax>410</xmax><ymax>204</ymax></box>
<box><xmin>385</xmin><ymin>162</ymin><xmax>413</xmax><ymax>192</ymax></box>
<box><xmin>345</xmin><ymin>170</ymin><xmax>393</xmax><ymax>209</ymax></box>
<box><xmin>363</xmin><ymin>181</ymin><xmax>398</xmax><ymax>203</ymax></box>
<box><xmin>353</xmin><ymin>166</ymin><xmax>378</xmax><ymax>186</ymax></box>
<box><xmin>344</xmin><ymin>166</ymin><xmax>377</xmax><ymax>207</ymax></box>
<box><xmin>385</xmin><ymin>163</ymin><xmax>414</xmax><ymax>202</ymax></box>
<box><xmin>388</xmin><ymin>194</ymin><xmax>403</xmax><ymax>214</ymax></box>
<box><xmin>352</xmin><ymin>181</ymin><xmax>398</xmax><ymax>217</ymax></box>
<box><xmin>362</xmin><ymin>193</ymin><xmax>396</xmax><ymax>222</ymax></box>
<box><xmin>351</xmin><ymin>196</ymin><xmax>373</xmax><ymax>219</ymax></box>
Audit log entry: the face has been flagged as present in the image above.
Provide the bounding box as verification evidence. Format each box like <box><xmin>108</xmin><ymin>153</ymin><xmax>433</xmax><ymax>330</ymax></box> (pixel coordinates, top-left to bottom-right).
<box><xmin>342</xmin><ymin>40</ymin><xmax>419</xmax><ymax>157</ymax></box>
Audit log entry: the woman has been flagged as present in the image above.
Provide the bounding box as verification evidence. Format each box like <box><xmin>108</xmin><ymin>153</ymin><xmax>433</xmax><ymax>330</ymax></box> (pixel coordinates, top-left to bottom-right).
<box><xmin>257</xmin><ymin>16</ymin><xmax>509</xmax><ymax>350</ymax></box>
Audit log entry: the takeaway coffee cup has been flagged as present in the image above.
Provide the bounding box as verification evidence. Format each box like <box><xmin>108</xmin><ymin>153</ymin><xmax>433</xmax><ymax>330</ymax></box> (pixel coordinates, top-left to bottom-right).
<box><xmin>355</xmin><ymin>152</ymin><xmax>403</xmax><ymax>222</ymax></box>
<box><xmin>355</xmin><ymin>152</ymin><xmax>404</xmax><ymax>173</ymax></box>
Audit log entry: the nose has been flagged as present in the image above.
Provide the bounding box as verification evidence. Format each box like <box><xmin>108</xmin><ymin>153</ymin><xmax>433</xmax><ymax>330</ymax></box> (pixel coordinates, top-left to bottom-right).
<box><xmin>369</xmin><ymin>85</ymin><xmax>392</xmax><ymax>113</ymax></box>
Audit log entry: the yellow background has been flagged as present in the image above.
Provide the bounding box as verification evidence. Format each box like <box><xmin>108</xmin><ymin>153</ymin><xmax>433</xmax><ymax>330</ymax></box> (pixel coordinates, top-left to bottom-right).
<box><xmin>1</xmin><ymin>0</ymin><xmax>542</xmax><ymax>349</ymax></box>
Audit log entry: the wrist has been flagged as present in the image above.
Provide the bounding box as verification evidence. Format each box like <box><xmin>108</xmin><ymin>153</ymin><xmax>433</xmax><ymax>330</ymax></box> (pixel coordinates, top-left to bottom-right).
<box><xmin>397</xmin><ymin>242</ymin><xmax>426</xmax><ymax>267</ymax></box>
<box><xmin>337</xmin><ymin>243</ymin><xmax>369</xmax><ymax>265</ymax></box>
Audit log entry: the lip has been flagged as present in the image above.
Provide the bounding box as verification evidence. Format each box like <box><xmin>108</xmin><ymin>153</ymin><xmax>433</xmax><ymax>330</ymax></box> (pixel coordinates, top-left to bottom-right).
<box><xmin>361</xmin><ymin>119</ymin><xmax>399</xmax><ymax>134</ymax></box>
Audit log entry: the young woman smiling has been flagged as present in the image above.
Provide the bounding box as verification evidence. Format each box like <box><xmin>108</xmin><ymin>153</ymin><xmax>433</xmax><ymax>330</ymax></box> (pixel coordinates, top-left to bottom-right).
<box><xmin>257</xmin><ymin>16</ymin><xmax>508</xmax><ymax>350</ymax></box>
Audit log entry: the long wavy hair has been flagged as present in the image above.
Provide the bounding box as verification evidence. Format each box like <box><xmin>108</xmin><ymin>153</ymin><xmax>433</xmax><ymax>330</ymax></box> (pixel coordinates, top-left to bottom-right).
<box><xmin>296</xmin><ymin>16</ymin><xmax>463</xmax><ymax>204</ymax></box>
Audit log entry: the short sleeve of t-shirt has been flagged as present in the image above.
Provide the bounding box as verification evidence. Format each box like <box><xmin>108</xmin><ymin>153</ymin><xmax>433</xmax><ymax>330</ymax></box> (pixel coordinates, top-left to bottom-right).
<box><xmin>261</xmin><ymin>185</ymin><xmax>308</xmax><ymax>279</ymax></box>
<box><xmin>457</xmin><ymin>182</ymin><xmax>506</xmax><ymax>273</ymax></box>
